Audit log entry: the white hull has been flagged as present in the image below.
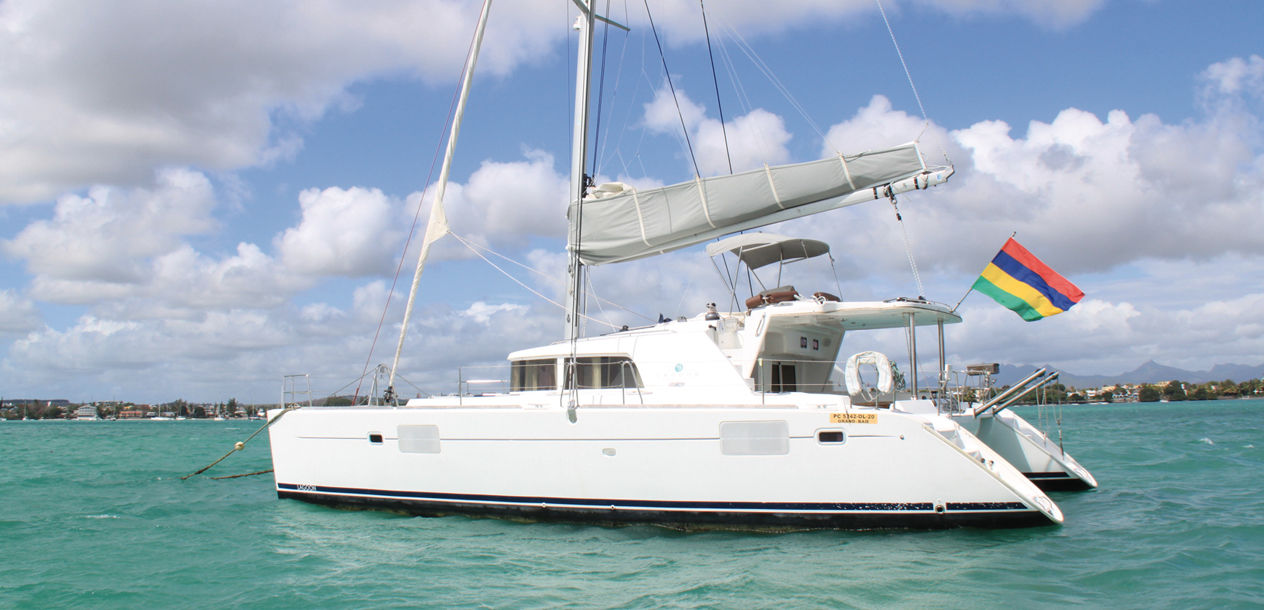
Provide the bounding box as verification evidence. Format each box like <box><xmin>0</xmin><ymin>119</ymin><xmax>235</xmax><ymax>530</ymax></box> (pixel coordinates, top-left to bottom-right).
<box><xmin>952</xmin><ymin>409</ymin><xmax>1097</xmax><ymax>491</ymax></box>
<box><xmin>267</xmin><ymin>398</ymin><xmax>1061</xmax><ymax>529</ymax></box>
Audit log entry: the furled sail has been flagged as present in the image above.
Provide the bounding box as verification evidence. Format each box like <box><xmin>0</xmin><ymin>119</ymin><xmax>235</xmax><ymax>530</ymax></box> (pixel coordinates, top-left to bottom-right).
<box><xmin>570</xmin><ymin>142</ymin><xmax>951</xmax><ymax>265</ymax></box>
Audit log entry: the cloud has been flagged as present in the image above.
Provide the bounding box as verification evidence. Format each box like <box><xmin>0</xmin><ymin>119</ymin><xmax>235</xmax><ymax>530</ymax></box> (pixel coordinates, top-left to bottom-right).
<box><xmin>644</xmin><ymin>85</ymin><xmax>708</xmax><ymax>134</ymax></box>
<box><xmin>822</xmin><ymin>94</ymin><xmax>957</xmax><ymax>159</ymax></box>
<box><xmin>641</xmin><ymin>85</ymin><xmax>792</xmax><ymax>175</ymax></box>
<box><xmin>277</xmin><ymin>186</ymin><xmax>403</xmax><ymax>277</ymax></box>
<box><xmin>907</xmin><ymin>0</ymin><xmax>1106</xmax><ymax>29</ymax></box>
<box><xmin>611</xmin><ymin>0</ymin><xmax>1105</xmax><ymax>44</ymax></box>
<box><xmin>3</xmin><ymin>168</ymin><xmax>217</xmax><ymax>284</ymax></box>
<box><xmin>0</xmin><ymin>0</ymin><xmax>1114</xmax><ymax>205</ymax></box>
<box><xmin>0</xmin><ymin>289</ymin><xmax>40</xmax><ymax>334</ymax></box>
<box><xmin>463</xmin><ymin>301</ymin><xmax>528</xmax><ymax>324</ymax></box>
<box><xmin>1199</xmin><ymin>55</ymin><xmax>1264</xmax><ymax>101</ymax></box>
<box><xmin>0</xmin><ymin>0</ymin><xmax>564</xmax><ymax>204</ymax></box>
<box><xmin>446</xmin><ymin>150</ymin><xmax>571</xmax><ymax>247</ymax></box>
<box><xmin>787</xmin><ymin>75</ymin><xmax>1264</xmax><ymax>287</ymax></box>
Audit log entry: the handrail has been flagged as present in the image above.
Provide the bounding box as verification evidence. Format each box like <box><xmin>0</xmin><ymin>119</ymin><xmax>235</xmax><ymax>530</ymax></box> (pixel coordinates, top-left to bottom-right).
<box><xmin>971</xmin><ymin>367</ymin><xmax>1047</xmax><ymax>417</ymax></box>
<box><xmin>988</xmin><ymin>372</ymin><xmax>1060</xmax><ymax>416</ymax></box>
<box><xmin>620</xmin><ymin>360</ymin><xmax>644</xmax><ymax>405</ymax></box>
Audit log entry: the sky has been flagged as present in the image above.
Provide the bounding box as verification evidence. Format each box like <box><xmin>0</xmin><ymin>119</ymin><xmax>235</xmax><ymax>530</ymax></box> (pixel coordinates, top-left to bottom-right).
<box><xmin>1</xmin><ymin>0</ymin><xmax>1262</xmax><ymax>404</ymax></box>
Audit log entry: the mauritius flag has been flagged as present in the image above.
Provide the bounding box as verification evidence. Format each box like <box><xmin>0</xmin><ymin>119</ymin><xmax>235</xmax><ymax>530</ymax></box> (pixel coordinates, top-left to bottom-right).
<box><xmin>972</xmin><ymin>237</ymin><xmax>1084</xmax><ymax>321</ymax></box>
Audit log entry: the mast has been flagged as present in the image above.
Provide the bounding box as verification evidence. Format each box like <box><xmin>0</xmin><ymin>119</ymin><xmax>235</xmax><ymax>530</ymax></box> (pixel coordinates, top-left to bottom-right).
<box><xmin>386</xmin><ymin>0</ymin><xmax>494</xmax><ymax>399</ymax></box>
<box><xmin>564</xmin><ymin>1</ymin><xmax>596</xmax><ymax>344</ymax></box>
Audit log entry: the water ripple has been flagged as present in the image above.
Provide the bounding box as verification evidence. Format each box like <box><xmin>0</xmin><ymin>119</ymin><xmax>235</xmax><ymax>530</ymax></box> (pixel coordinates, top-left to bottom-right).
<box><xmin>2</xmin><ymin>402</ymin><xmax>1263</xmax><ymax>607</ymax></box>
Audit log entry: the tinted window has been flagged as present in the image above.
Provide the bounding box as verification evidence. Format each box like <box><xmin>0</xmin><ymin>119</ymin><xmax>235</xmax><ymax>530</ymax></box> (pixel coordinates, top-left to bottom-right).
<box><xmin>565</xmin><ymin>357</ymin><xmax>643</xmax><ymax>389</ymax></box>
<box><xmin>511</xmin><ymin>359</ymin><xmax>557</xmax><ymax>391</ymax></box>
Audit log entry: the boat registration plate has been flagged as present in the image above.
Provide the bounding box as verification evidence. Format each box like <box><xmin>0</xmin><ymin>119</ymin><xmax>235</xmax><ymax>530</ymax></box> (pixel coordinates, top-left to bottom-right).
<box><xmin>830</xmin><ymin>413</ymin><xmax>877</xmax><ymax>424</ymax></box>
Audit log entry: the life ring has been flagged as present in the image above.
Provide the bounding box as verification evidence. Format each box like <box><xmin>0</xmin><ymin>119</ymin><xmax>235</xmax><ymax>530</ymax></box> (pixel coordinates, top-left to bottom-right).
<box><xmin>845</xmin><ymin>351</ymin><xmax>893</xmax><ymax>396</ymax></box>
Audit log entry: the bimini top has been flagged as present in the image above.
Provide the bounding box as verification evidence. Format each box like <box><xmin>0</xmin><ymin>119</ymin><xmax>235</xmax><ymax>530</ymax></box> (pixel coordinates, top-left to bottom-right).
<box><xmin>705</xmin><ymin>232</ymin><xmax>829</xmax><ymax>270</ymax></box>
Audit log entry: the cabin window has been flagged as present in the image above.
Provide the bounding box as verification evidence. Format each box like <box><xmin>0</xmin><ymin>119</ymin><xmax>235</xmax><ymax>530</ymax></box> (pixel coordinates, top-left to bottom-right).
<box><xmin>564</xmin><ymin>357</ymin><xmax>643</xmax><ymax>390</ymax></box>
<box><xmin>368</xmin><ymin>433</ymin><xmax>383</xmax><ymax>444</ymax></box>
<box><xmin>720</xmin><ymin>421</ymin><xmax>789</xmax><ymax>455</ymax></box>
<box><xmin>398</xmin><ymin>425</ymin><xmax>440</xmax><ymax>454</ymax></box>
<box><xmin>510</xmin><ymin>359</ymin><xmax>557</xmax><ymax>391</ymax></box>
<box><xmin>771</xmin><ymin>363</ymin><xmax>797</xmax><ymax>393</ymax></box>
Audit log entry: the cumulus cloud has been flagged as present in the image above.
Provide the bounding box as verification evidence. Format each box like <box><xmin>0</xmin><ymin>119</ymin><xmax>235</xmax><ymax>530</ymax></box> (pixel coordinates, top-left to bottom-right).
<box><xmin>641</xmin><ymin>85</ymin><xmax>791</xmax><ymax>175</ymax></box>
<box><xmin>445</xmin><ymin>150</ymin><xmax>571</xmax><ymax>246</ymax></box>
<box><xmin>3</xmin><ymin>168</ymin><xmax>217</xmax><ymax>284</ymax></box>
<box><xmin>786</xmin><ymin>75</ymin><xmax>1264</xmax><ymax>288</ymax></box>
<box><xmin>0</xmin><ymin>289</ymin><xmax>40</xmax><ymax>334</ymax></box>
<box><xmin>463</xmin><ymin>301</ymin><xmax>528</xmax><ymax>324</ymax></box>
<box><xmin>822</xmin><ymin>95</ymin><xmax>956</xmax><ymax>159</ymax></box>
<box><xmin>0</xmin><ymin>0</ymin><xmax>1112</xmax><ymax>205</ymax></box>
<box><xmin>1199</xmin><ymin>55</ymin><xmax>1264</xmax><ymax>102</ymax></box>
<box><xmin>0</xmin><ymin>0</ymin><xmax>564</xmax><ymax>204</ymax></box>
<box><xmin>277</xmin><ymin>186</ymin><xmax>403</xmax><ymax>277</ymax></box>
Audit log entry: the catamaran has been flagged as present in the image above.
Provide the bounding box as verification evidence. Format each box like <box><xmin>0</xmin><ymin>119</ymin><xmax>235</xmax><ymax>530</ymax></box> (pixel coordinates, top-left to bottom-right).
<box><xmin>267</xmin><ymin>0</ymin><xmax>1064</xmax><ymax>529</ymax></box>
<box><xmin>703</xmin><ymin>232</ymin><xmax>1096</xmax><ymax>492</ymax></box>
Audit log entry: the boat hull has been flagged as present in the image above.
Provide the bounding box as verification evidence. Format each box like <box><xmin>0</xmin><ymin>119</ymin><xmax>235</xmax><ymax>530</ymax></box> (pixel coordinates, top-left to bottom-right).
<box><xmin>952</xmin><ymin>409</ymin><xmax>1097</xmax><ymax>491</ymax></box>
<box><xmin>266</xmin><ymin>402</ymin><xmax>1061</xmax><ymax>530</ymax></box>
<box><xmin>276</xmin><ymin>484</ymin><xmax>1050</xmax><ymax>530</ymax></box>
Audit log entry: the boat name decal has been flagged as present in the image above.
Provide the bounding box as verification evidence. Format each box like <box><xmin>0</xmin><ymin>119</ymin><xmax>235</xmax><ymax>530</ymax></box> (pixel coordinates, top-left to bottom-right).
<box><xmin>830</xmin><ymin>413</ymin><xmax>877</xmax><ymax>424</ymax></box>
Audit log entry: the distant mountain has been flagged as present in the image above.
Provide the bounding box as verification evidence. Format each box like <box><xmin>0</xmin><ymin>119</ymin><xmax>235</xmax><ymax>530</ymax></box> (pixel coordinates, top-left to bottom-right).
<box><xmin>992</xmin><ymin>360</ymin><xmax>1264</xmax><ymax>388</ymax></box>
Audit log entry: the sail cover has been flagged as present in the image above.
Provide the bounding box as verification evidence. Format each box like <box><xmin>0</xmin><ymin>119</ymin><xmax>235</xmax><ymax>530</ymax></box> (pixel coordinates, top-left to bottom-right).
<box><xmin>571</xmin><ymin>142</ymin><xmax>939</xmax><ymax>265</ymax></box>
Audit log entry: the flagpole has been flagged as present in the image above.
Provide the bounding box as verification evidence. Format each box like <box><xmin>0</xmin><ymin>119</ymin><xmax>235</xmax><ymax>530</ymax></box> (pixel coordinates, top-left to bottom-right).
<box><xmin>950</xmin><ymin>286</ymin><xmax>973</xmax><ymax>314</ymax></box>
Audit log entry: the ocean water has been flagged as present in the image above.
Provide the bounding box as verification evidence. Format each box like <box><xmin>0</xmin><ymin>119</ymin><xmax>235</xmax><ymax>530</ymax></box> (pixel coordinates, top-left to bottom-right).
<box><xmin>1</xmin><ymin>400</ymin><xmax>1261</xmax><ymax>608</ymax></box>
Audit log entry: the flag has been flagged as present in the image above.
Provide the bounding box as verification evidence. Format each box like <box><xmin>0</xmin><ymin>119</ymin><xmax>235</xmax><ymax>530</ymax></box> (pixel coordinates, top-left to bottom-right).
<box><xmin>972</xmin><ymin>237</ymin><xmax>1084</xmax><ymax>321</ymax></box>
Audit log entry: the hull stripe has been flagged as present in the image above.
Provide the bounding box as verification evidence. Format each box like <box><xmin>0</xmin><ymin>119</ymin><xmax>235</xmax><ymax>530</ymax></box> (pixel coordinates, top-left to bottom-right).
<box><xmin>276</xmin><ymin>482</ymin><xmax>1028</xmax><ymax>513</ymax></box>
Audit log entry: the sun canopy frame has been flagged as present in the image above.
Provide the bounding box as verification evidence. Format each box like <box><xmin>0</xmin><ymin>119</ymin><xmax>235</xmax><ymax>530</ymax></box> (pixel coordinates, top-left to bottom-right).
<box><xmin>706</xmin><ymin>233</ymin><xmax>830</xmax><ymax>270</ymax></box>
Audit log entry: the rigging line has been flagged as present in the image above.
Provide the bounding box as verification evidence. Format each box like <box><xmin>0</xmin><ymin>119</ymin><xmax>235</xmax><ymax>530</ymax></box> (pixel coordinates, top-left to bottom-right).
<box><xmin>608</xmin><ymin>29</ymin><xmax>646</xmax><ymax>173</ymax></box>
<box><xmin>596</xmin><ymin>1</ymin><xmax>634</xmax><ymax>176</ymax></box>
<box><xmin>590</xmin><ymin>0</ymin><xmax>613</xmax><ymax>177</ymax></box>
<box><xmin>458</xmin><ymin>232</ymin><xmax>649</xmax><ymax>325</ymax></box>
<box><xmin>391</xmin><ymin>371</ymin><xmax>428</xmax><ymax>397</ymax></box>
<box><xmin>327</xmin><ymin>370</ymin><xmax>377</xmax><ymax>402</ymax></box>
<box><xmin>722</xmin><ymin>25</ymin><xmax>828</xmax><ymax>143</ymax></box>
<box><xmin>715</xmin><ymin>31</ymin><xmax>753</xmax><ymax>116</ymax></box>
<box><xmin>447</xmin><ymin>231</ymin><xmax>619</xmax><ymax>331</ymax></box>
<box><xmin>459</xmin><ymin>237</ymin><xmax>552</xmax><ymax>279</ymax></box>
<box><xmin>874</xmin><ymin>0</ymin><xmax>930</xmax><ymax>135</ymax></box>
<box><xmin>887</xmin><ymin>193</ymin><xmax>925</xmax><ymax>298</ymax></box>
<box><xmin>353</xmin><ymin>37</ymin><xmax>469</xmax><ymax>405</ymax></box>
<box><xmin>583</xmin><ymin>269</ymin><xmax>611</xmax><ymax>332</ymax></box>
<box><xmin>584</xmin><ymin>267</ymin><xmax>657</xmax><ymax>323</ymax></box>
<box><xmin>643</xmin><ymin>0</ymin><xmax>701</xmax><ymax>177</ymax></box>
<box><xmin>699</xmin><ymin>0</ymin><xmax>732</xmax><ymax>174</ymax></box>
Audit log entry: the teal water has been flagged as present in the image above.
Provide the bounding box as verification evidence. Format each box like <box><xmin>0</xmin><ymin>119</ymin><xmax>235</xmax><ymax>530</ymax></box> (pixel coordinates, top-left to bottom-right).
<box><xmin>2</xmin><ymin>400</ymin><xmax>1261</xmax><ymax>608</ymax></box>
